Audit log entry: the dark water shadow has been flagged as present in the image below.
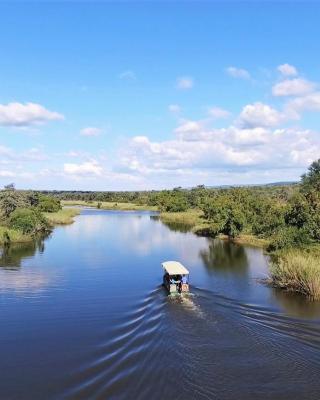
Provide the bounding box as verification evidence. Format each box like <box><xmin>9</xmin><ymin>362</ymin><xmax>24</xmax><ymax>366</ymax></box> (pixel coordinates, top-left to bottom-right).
<box><xmin>0</xmin><ymin>236</ymin><xmax>48</xmax><ymax>270</ymax></box>
<box><xmin>199</xmin><ymin>239</ymin><xmax>249</xmax><ymax>276</ymax></box>
<box><xmin>271</xmin><ymin>287</ymin><xmax>320</xmax><ymax>319</ymax></box>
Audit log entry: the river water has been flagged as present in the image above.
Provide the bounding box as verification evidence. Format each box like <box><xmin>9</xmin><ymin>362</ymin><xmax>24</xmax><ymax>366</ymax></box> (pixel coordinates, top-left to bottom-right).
<box><xmin>0</xmin><ymin>208</ymin><xmax>320</xmax><ymax>400</ymax></box>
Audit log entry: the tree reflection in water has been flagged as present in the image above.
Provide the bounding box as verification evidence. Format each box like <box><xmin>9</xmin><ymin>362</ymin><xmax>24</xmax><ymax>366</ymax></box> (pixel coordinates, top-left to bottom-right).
<box><xmin>0</xmin><ymin>237</ymin><xmax>46</xmax><ymax>270</ymax></box>
<box><xmin>200</xmin><ymin>239</ymin><xmax>249</xmax><ymax>276</ymax></box>
<box><xmin>271</xmin><ymin>288</ymin><xmax>320</xmax><ymax>319</ymax></box>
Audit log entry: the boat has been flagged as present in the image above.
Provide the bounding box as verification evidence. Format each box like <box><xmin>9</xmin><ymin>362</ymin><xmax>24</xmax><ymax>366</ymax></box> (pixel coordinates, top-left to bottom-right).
<box><xmin>162</xmin><ymin>261</ymin><xmax>190</xmax><ymax>294</ymax></box>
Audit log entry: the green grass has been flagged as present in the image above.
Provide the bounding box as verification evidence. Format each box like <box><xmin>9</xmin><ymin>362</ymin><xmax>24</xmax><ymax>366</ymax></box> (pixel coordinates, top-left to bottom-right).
<box><xmin>226</xmin><ymin>234</ymin><xmax>270</xmax><ymax>248</ymax></box>
<box><xmin>160</xmin><ymin>210</ymin><xmax>203</xmax><ymax>227</ymax></box>
<box><xmin>61</xmin><ymin>200</ymin><xmax>158</xmax><ymax>211</ymax></box>
<box><xmin>270</xmin><ymin>250</ymin><xmax>320</xmax><ymax>300</ymax></box>
<box><xmin>0</xmin><ymin>226</ymin><xmax>31</xmax><ymax>244</ymax></box>
<box><xmin>43</xmin><ymin>208</ymin><xmax>81</xmax><ymax>225</ymax></box>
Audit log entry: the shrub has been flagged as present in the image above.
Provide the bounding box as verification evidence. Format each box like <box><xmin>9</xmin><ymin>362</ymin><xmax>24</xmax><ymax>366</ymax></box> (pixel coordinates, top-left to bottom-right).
<box><xmin>252</xmin><ymin>201</ymin><xmax>286</xmax><ymax>237</ymax></box>
<box><xmin>37</xmin><ymin>195</ymin><xmax>61</xmax><ymax>213</ymax></box>
<box><xmin>9</xmin><ymin>208</ymin><xmax>49</xmax><ymax>235</ymax></box>
<box><xmin>267</xmin><ymin>226</ymin><xmax>311</xmax><ymax>252</ymax></box>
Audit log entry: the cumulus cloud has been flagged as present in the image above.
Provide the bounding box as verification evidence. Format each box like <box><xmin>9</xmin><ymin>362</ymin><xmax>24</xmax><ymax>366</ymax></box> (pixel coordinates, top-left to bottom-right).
<box><xmin>80</xmin><ymin>127</ymin><xmax>102</xmax><ymax>137</ymax></box>
<box><xmin>118</xmin><ymin>124</ymin><xmax>320</xmax><ymax>183</ymax></box>
<box><xmin>277</xmin><ymin>63</ymin><xmax>298</xmax><ymax>77</ymax></box>
<box><xmin>208</xmin><ymin>106</ymin><xmax>231</xmax><ymax>119</ymax></box>
<box><xmin>236</xmin><ymin>102</ymin><xmax>284</xmax><ymax>128</ymax></box>
<box><xmin>176</xmin><ymin>76</ymin><xmax>194</xmax><ymax>90</ymax></box>
<box><xmin>119</xmin><ymin>70</ymin><xmax>136</xmax><ymax>80</ymax></box>
<box><xmin>64</xmin><ymin>161</ymin><xmax>103</xmax><ymax>177</ymax></box>
<box><xmin>286</xmin><ymin>92</ymin><xmax>320</xmax><ymax>114</ymax></box>
<box><xmin>0</xmin><ymin>102</ymin><xmax>64</xmax><ymax>127</ymax></box>
<box><xmin>272</xmin><ymin>78</ymin><xmax>315</xmax><ymax>97</ymax></box>
<box><xmin>226</xmin><ymin>67</ymin><xmax>250</xmax><ymax>80</ymax></box>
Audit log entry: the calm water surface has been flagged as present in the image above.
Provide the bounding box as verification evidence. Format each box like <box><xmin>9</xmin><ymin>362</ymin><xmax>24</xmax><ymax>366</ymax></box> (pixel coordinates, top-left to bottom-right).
<box><xmin>1</xmin><ymin>209</ymin><xmax>320</xmax><ymax>399</ymax></box>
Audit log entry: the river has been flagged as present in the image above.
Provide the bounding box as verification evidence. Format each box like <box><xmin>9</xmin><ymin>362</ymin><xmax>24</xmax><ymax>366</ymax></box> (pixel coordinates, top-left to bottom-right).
<box><xmin>0</xmin><ymin>208</ymin><xmax>320</xmax><ymax>399</ymax></box>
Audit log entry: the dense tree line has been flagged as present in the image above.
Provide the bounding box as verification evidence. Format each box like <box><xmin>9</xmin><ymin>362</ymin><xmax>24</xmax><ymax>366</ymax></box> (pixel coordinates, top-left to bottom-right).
<box><xmin>2</xmin><ymin>159</ymin><xmax>319</xmax><ymax>252</ymax></box>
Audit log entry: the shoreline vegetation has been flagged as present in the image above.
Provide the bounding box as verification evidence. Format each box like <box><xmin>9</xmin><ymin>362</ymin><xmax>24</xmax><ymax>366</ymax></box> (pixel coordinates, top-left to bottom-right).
<box><xmin>0</xmin><ymin>208</ymin><xmax>80</xmax><ymax>245</ymax></box>
<box><xmin>61</xmin><ymin>200</ymin><xmax>158</xmax><ymax>211</ymax></box>
<box><xmin>43</xmin><ymin>208</ymin><xmax>80</xmax><ymax>225</ymax></box>
<box><xmin>1</xmin><ymin>159</ymin><xmax>320</xmax><ymax>299</ymax></box>
<box><xmin>0</xmin><ymin>190</ymin><xmax>81</xmax><ymax>245</ymax></box>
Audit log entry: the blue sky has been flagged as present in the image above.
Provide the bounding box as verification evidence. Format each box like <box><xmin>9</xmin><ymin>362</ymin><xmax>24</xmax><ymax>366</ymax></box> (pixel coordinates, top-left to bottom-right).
<box><xmin>0</xmin><ymin>1</ymin><xmax>320</xmax><ymax>190</ymax></box>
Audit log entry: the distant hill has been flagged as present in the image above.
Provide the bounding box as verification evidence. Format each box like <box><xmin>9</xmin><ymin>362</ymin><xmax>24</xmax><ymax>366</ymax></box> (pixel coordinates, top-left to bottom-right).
<box><xmin>205</xmin><ymin>181</ymin><xmax>298</xmax><ymax>189</ymax></box>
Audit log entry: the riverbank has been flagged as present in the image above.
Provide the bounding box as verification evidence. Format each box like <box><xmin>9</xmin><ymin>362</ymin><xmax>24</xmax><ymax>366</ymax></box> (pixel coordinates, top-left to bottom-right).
<box><xmin>159</xmin><ymin>210</ymin><xmax>269</xmax><ymax>248</ymax></box>
<box><xmin>269</xmin><ymin>249</ymin><xmax>320</xmax><ymax>300</ymax></box>
<box><xmin>61</xmin><ymin>200</ymin><xmax>158</xmax><ymax>211</ymax></box>
<box><xmin>159</xmin><ymin>209</ymin><xmax>320</xmax><ymax>300</ymax></box>
<box><xmin>0</xmin><ymin>208</ymin><xmax>80</xmax><ymax>244</ymax></box>
<box><xmin>0</xmin><ymin>226</ymin><xmax>31</xmax><ymax>244</ymax></box>
<box><xmin>43</xmin><ymin>208</ymin><xmax>81</xmax><ymax>225</ymax></box>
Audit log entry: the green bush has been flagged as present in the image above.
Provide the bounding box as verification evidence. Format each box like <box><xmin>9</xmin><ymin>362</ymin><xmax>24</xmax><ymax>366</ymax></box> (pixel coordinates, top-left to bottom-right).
<box><xmin>267</xmin><ymin>226</ymin><xmax>311</xmax><ymax>252</ymax></box>
<box><xmin>9</xmin><ymin>208</ymin><xmax>49</xmax><ymax>235</ymax></box>
<box><xmin>37</xmin><ymin>195</ymin><xmax>61</xmax><ymax>213</ymax></box>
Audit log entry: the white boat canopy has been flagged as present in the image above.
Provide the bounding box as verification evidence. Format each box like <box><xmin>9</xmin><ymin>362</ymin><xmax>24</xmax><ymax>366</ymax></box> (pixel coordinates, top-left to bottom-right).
<box><xmin>162</xmin><ymin>261</ymin><xmax>189</xmax><ymax>276</ymax></box>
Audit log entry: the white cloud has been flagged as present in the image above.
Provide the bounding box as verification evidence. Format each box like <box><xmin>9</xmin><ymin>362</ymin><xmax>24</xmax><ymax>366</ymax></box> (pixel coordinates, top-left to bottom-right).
<box><xmin>272</xmin><ymin>78</ymin><xmax>315</xmax><ymax>97</ymax></box>
<box><xmin>226</xmin><ymin>66</ymin><xmax>250</xmax><ymax>80</ymax></box>
<box><xmin>64</xmin><ymin>161</ymin><xmax>103</xmax><ymax>177</ymax></box>
<box><xmin>208</xmin><ymin>106</ymin><xmax>231</xmax><ymax>119</ymax></box>
<box><xmin>174</xmin><ymin>120</ymin><xmax>206</xmax><ymax>141</ymax></box>
<box><xmin>176</xmin><ymin>76</ymin><xmax>194</xmax><ymax>90</ymax></box>
<box><xmin>168</xmin><ymin>104</ymin><xmax>181</xmax><ymax>114</ymax></box>
<box><xmin>277</xmin><ymin>63</ymin><xmax>298</xmax><ymax>77</ymax></box>
<box><xmin>119</xmin><ymin>70</ymin><xmax>136</xmax><ymax>80</ymax></box>
<box><xmin>118</xmin><ymin>125</ymin><xmax>320</xmax><ymax>182</ymax></box>
<box><xmin>0</xmin><ymin>170</ymin><xmax>15</xmax><ymax>178</ymax></box>
<box><xmin>236</xmin><ymin>102</ymin><xmax>284</xmax><ymax>128</ymax></box>
<box><xmin>0</xmin><ymin>102</ymin><xmax>64</xmax><ymax>127</ymax></box>
<box><xmin>80</xmin><ymin>127</ymin><xmax>102</xmax><ymax>137</ymax></box>
<box><xmin>174</xmin><ymin>120</ymin><xmax>202</xmax><ymax>134</ymax></box>
<box><xmin>286</xmin><ymin>92</ymin><xmax>320</xmax><ymax>115</ymax></box>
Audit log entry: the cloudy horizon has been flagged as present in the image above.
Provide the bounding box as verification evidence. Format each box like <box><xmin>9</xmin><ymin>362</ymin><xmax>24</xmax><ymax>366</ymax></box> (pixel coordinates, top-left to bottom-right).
<box><xmin>0</xmin><ymin>2</ymin><xmax>319</xmax><ymax>190</ymax></box>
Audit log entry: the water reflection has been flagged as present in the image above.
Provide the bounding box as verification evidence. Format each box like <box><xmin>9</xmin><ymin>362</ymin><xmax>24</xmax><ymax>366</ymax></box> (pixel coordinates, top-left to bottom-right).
<box><xmin>199</xmin><ymin>239</ymin><xmax>248</xmax><ymax>276</ymax></box>
<box><xmin>0</xmin><ymin>238</ymin><xmax>46</xmax><ymax>270</ymax></box>
<box><xmin>0</xmin><ymin>209</ymin><xmax>320</xmax><ymax>400</ymax></box>
<box><xmin>160</xmin><ymin>220</ymin><xmax>194</xmax><ymax>233</ymax></box>
<box><xmin>271</xmin><ymin>288</ymin><xmax>320</xmax><ymax>319</ymax></box>
<box><xmin>0</xmin><ymin>238</ymin><xmax>50</xmax><ymax>294</ymax></box>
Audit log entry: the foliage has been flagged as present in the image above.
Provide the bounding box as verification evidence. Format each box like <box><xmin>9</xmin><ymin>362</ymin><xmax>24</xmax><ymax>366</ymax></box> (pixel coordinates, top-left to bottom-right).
<box><xmin>270</xmin><ymin>251</ymin><xmax>320</xmax><ymax>300</ymax></box>
<box><xmin>156</xmin><ymin>190</ymin><xmax>189</xmax><ymax>212</ymax></box>
<box><xmin>9</xmin><ymin>208</ymin><xmax>49</xmax><ymax>235</ymax></box>
<box><xmin>43</xmin><ymin>208</ymin><xmax>80</xmax><ymax>225</ymax></box>
<box><xmin>301</xmin><ymin>158</ymin><xmax>320</xmax><ymax>192</ymax></box>
<box><xmin>201</xmin><ymin>191</ymin><xmax>246</xmax><ymax>238</ymax></box>
<box><xmin>0</xmin><ymin>191</ymin><xmax>29</xmax><ymax>219</ymax></box>
<box><xmin>0</xmin><ymin>226</ymin><xmax>31</xmax><ymax>244</ymax></box>
<box><xmin>267</xmin><ymin>226</ymin><xmax>311</xmax><ymax>252</ymax></box>
<box><xmin>37</xmin><ymin>195</ymin><xmax>61</xmax><ymax>212</ymax></box>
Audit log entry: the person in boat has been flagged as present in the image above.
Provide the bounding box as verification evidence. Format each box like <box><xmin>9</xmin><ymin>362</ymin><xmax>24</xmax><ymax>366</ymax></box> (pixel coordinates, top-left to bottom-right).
<box><xmin>175</xmin><ymin>274</ymin><xmax>182</xmax><ymax>293</ymax></box>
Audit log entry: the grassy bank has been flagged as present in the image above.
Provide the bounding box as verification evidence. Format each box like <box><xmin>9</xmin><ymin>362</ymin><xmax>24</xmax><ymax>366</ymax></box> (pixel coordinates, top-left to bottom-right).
<box><xmin>0</xmin><ymin>226</ymin><xmax>31</xmax><ymax>244</ymax></box>
<box><xmin>159</xmin><ymin>210</ymin><xmax>203</xmax><ymax>227</ymax></box>
<box><xmin>0</xmin><ymin>208</ymin><xmax>80</xmax><ymax>244</ymax></box>
<box><xmin>43</xmin><ymin>208</ymin><xmax>81</xmax><ymax>225</ymax></box>
<box><xmin>61</xmin><ymin>200</ymin><xmax>158</xmax><ymax>211</ymax></box>
<box><xmin>270</xmin><ymin>251</ymin><xmax>320</xmax><ymax>300</ymax></box>
<box><xmin>159</xmin><ymin>210</ymin><xmax>269</xmax><ymax>248</ymax></box>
